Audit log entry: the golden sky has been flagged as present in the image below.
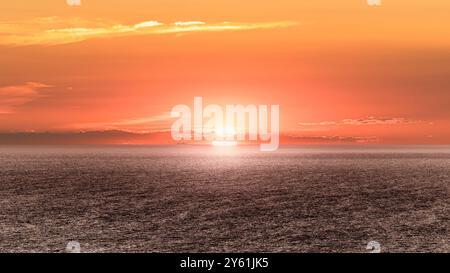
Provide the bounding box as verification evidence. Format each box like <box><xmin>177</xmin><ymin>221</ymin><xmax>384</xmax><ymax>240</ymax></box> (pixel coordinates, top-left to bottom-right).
<box><xmin>1</xmin><ymin>0</ymin><xmax>450</xmax><ymax>144</ymax></box>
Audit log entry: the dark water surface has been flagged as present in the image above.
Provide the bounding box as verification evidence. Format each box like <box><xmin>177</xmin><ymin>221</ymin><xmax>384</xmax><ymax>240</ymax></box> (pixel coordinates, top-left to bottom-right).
<box><xmin>0</xmin><ymin>145</ymin><xmax>449</xmax><ymax>252</ymax></box>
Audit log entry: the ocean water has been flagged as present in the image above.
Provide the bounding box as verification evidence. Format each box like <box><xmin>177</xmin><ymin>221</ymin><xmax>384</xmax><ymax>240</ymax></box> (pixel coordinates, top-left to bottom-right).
<box><xmin>0</xmin><ymin>145</ymin><xmax>449</xmax><ymax>253</ymax></box>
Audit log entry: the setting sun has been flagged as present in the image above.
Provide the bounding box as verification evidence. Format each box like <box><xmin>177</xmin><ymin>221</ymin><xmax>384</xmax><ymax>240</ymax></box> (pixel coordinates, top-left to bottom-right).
<box><xmin>210</xmin><ymin>127</ymin><xmax>238</xmax><ymax>146</ymax></box>
<box><xmin>211</xmin><ymin>140</ymin><xmax>238</xmax><ymax>147</ymax></box>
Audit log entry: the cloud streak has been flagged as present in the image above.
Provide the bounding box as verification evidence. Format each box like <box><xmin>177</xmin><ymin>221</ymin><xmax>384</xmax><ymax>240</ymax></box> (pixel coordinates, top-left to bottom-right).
<box><xmin>67</xmin><ymin>114</ymin><xmax>173</xmax><ymax>132</ymax></box>
<box><xmin>0</xmin><ymin>17</ymin><xmax>298</xmax><ymax>46</ymax></box>
<box><xmin>298</xmin><ymin>117</ymin><xmax>420</xmax><ymax>127</ymax></box>
<box><xmin>285</xmin><ymin>134</ymin><xmax>378</xmax><ymax>143</ymax></box>
<box><xmin>0</xmin><ymin>82</ymin><xmax>51</xmax><ymax>114</ymax></box>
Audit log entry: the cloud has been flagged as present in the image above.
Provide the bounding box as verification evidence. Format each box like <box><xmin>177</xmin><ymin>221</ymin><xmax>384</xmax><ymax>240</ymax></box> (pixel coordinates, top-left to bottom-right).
<box><xmin>0</xmin><ymin>82</ymin><xmax>51</xmax><ymax>114</ymax></box>
<box><xmin>173</xmin><ymin>21</ymin><xmax>206</xmax><ymax>26</ymax></box>
<box><xmin>134</xmin><ymin>21</ymin><xmax>164</xmax><ymax>29</ymax></box>
<box><xmin>0</xmin><ymin>17</ymin><xmax>298</xmax><ymax>46</ymax></box>
<box><xmin>367</xmin><ymin>0</ymin><xmax>382</xmax><ymax>7</ymax></box>
<box><xmin>285</xmin><ymin>134</ymin><xmax>378</xmax><ymax>143</ymax></box>
<box><xmin>67</xmin><ymin>114</ymin><xmax>173</xmax><ymax>132</ymax></box>
<box><xmin>66</xmin><ymin>0</ymin><xmax>81</xmax><ymax>6</ymax></box>
<box><xmin>298</xmin><ymin>117</ymin><xmax>420</xmax><ymax>127</ymax></box>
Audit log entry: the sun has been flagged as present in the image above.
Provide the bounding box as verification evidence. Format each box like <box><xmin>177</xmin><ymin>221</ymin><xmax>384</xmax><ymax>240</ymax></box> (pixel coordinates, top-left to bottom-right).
<box><xmin>215</xmin><ymin>127</ymin><xmax>236</xmax><ymax>138</ymax></box>
<box><xmin>211</xmin><ymin>126</ymin><xmax>238</xmax><ymax>146</ymax></box>
<box><xmin>212</xmin><ymin>140</ymin><xmax>238</xmax><ymax>146</ymax></box>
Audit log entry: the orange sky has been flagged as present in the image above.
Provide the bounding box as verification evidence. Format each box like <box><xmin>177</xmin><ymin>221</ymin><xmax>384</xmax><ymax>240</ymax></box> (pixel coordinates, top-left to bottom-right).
<box><xmin>1</xmin><ymin>0</ymin><xmax>450</xmax><ymax>144</ymax></box>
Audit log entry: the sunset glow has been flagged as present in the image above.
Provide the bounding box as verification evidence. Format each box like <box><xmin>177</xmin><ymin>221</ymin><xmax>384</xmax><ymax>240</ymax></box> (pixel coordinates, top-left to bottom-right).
<box><xmin>1</xmin><ymin>1</ymin><xmax>450</xmax><ymax>145</ymax></box>
<box><xmin>212</xmin><ymin>140</ymin><xmax>238</xmax><ymax>147</ymax></box>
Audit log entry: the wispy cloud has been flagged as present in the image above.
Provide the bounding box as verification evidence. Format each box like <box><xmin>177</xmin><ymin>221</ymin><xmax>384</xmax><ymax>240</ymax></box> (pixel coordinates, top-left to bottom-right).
<box><xmin>0</xmin><ymin>82</ymin><xmax>51</xmax><ymax>114</ymax></box>
<box><xmin>298</xmin><ymin>117</ymin><xmax>420</xmax><ymax>127</ymax></box>
<box><xmin>285</xmin><ymin>134</ymin><xmax>378</xmax><ymax>143</ymax></box>
<box><xmin>173</xmin><ymin>21</ymin><xmax>206</xmax><ymax>26</ymax></box>
<box><xmin>0</xmin><ymin>17</ymin><xmax>298</xmax><ymax>46</ymax></box>
<box><xmin>367</xmin><ymin>0</ymin><xmax>382</xmax><ymax>7</ymax></box>
<box><xmin>66</xmin><ymin>0</ymin><xmax>81</xmax><ymax>6</ymax></box>
<box><xmin>134</xmin><ymin>21</ymin><xmax>164</xmax><ymax>29</ymax></box>
<box><xmin>67</xmin><ymin>114</ymin><xmax>172</xmax><ymax>132</ymax></box>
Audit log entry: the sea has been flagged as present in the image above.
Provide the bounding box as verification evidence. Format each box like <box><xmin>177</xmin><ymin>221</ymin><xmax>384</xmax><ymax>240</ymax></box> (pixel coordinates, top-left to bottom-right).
<box><xmin>0</xmin><ymin>145</ymin><xmax>449</xmax><ymax>252</ymax></box>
